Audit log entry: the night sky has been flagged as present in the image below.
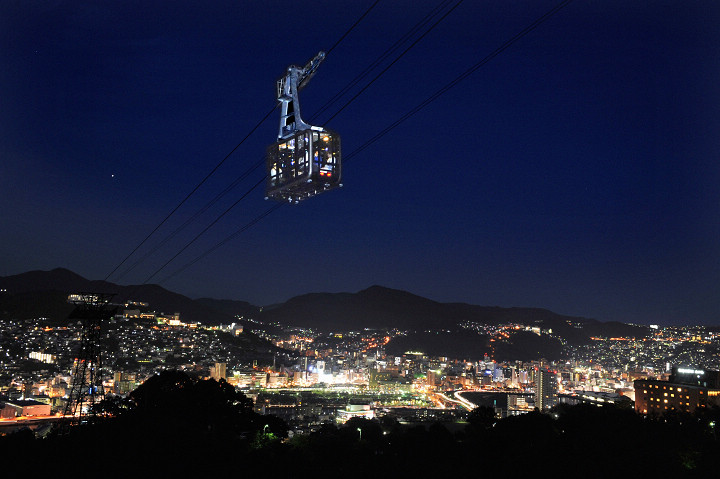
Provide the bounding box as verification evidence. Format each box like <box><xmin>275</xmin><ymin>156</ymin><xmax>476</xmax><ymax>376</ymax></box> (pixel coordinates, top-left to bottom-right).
<box><xmin>2</xmin><ymin>1</ymin><xmax>719</xmax><ymax>325</ymax></box>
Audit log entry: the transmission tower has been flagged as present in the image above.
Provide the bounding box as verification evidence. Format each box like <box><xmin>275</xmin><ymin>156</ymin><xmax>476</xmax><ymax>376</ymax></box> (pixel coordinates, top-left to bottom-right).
<box><xmin>61</xmin><ymin>293</ymin><xmax>117</xmax><ymax>428</ymax></box>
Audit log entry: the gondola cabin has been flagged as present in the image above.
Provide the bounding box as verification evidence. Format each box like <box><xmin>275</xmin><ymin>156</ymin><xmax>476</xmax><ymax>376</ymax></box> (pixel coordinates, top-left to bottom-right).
<box><xmin>266</xmin><ymin>51</ymin><xmax>341</xmax><ymax>203</ymax></box>
<box><xmin>266</xmin><ymin>128</ymin><xmax>341</xmax><ymax>203</ymax></box>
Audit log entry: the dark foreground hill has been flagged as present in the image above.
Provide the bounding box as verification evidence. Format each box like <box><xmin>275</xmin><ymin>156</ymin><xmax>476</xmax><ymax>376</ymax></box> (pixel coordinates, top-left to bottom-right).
<box><xmin>2</xmin><ymin>372</ymin><xmax>718</xmax><ymax>477</ymax></box>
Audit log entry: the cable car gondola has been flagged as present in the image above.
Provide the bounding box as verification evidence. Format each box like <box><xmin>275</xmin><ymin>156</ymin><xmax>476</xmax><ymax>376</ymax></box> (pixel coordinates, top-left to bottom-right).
<box><xmin>266</xmin><ymin>51</ymin><xmax>341</xmax><ymax>203</ymax></box>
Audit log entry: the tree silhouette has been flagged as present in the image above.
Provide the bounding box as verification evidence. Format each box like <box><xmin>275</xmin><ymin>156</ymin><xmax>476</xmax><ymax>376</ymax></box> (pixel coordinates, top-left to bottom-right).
<box><xmin>467</xmin><ymin>405</ymin><xmax>496</xmax><ymax>432</ymax></box>
<box><xmin>122</xmin><ymin>370</ymin><xmax>260</xmax><ymax>444</ymax></box>
<box><xmin>343</xmin><ymin>417</ymin><xmax>383</xmax><ymax>443</ymax></box>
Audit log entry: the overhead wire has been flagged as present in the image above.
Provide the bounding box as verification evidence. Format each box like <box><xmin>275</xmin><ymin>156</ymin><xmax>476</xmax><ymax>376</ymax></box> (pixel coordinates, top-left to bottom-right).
<box><xmin>323</xmin><ymin>0</ymin><xmax>465</xmax><ymax>124</ymax></box>
<box><xmin>105</xmin><ymin>0</ymin><xmax>381</xmax><ymax>287</ymax></box>
<box><xmin>141</xmin><ymin>2</ymin><xmax>465</xmax><ymax>286</ymax></box>
<box><xmin>310</xmin><ymin>0</ymin><xmax>454</xmax><ymax>122</ymax></box>
<box><xmin>113</xmin><ymin>158</ymin><xmax>265</xmax><ymax>282</ymax></box>
<box><xmin>156</xmin><ymin>0</ymin><xmax>575</xmax><ymax>286</ymax></box>
<box><xmin>326</xmin><ymin>0</ymin><xmax>382</xmax><ymax>56</ymax></box>
<box><xmin>104</xmin><ymin>104</ymin><xmax>277</xmax><ymax>282</ymax></box>
<box><xmin>159</xmin><ymin>203</ymin><xmax>285</xmax><ymax>284</ymax></box>
<box><xmin>345</xmin><ymin>0</ymin><xmax>575</xmax><ymax>161</ymax></box>
<box><xmin>135</xmin><ymin>175</ymin><xmax>266</xmax><ymax>289</ymax></box>
<box><xmin>146</xmin><ymin>2</ymin><xmax>466</xmax><ymax>284</ymax></box>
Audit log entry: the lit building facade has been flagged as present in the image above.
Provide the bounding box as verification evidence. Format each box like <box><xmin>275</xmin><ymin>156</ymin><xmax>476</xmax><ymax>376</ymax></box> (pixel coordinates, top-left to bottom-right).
<box><xmin>336</xmin><ymin>404</ymin><xmax>374</xmax><ymax>423</ymax></box>
<box><xmin>634</xmin><ymin>366</ymin><xmax>720</xmax><ymax>415</ymax></box>
<box><xmin>535</xmin><ymin>368</ymin><xmax>558</xmax><ymax>411</ymax></box>
<box><xmin>210</xmin><ymin>362</ymin><xmax>227</xmax><ymax>381</ymax></box>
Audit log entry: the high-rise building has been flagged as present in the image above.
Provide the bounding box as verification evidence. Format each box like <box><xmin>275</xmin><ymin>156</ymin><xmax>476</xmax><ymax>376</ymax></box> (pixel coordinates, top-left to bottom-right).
<box><xmin>113</xmin><ymin>371</ymin><xmax>138</xmax><ymax>394</ymax></box>
<box><xmin>634</xmin><ymin>366</ymin><xmax>720</xmax><ymax>415</ymax></box>
<box><xmin>210</xmin><ymin>362</ymin><xmax>226</xmax><ymax>381</ymax></box>
<box><xmin>535</xmin><ymin>368</ymin><xmax>558</xmax><ymax>411</ymax></box>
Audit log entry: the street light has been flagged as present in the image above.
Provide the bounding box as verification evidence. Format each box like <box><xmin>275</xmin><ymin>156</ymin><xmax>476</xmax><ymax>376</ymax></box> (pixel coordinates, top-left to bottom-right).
<box><xmin>264</xmin><ymin>424</ymin><xmax>270</xmax><ymax>434</ymax></box>
<box><xmin>357</xmin><ymin>427</ymin><xmax>362</xmax><ymax>441</ymax></box>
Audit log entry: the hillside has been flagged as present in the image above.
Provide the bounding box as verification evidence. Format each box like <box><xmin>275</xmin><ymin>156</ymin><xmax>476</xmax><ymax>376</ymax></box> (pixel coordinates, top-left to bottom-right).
<box><xmin>0</xmin><ymin>269</ymin><xmax>647</xmax><ymax>348</ymax></box>
<box><xmin>0</xmin><ymin>268</ymin><xmax>237</xmax><ymax>325</ymax></box>
<box><xmin>258</xmin><ymin>285</ymin><xmax>645</xmax><ymax>344</ymax></box>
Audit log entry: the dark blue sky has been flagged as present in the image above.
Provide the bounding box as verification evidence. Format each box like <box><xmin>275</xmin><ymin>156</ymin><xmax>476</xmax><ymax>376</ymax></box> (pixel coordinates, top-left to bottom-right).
<box><xmin>1</xmin><ymin>1</ymin><xmax>718</xmax><ymax>325</ymax></box>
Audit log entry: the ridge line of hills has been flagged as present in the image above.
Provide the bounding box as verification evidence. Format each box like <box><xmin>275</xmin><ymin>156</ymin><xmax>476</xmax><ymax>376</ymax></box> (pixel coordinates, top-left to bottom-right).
<box><xmin>0</xmin><ymin>268</ymin><xmax>643</xmax><ymax>346</ymax></box>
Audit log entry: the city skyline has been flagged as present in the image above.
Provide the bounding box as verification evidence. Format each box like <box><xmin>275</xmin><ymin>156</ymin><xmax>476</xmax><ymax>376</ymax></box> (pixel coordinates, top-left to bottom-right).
<box><xmin>2</xmin><ymin>1</ymin><xmax>719</xmax><ymax>325</ymax></box>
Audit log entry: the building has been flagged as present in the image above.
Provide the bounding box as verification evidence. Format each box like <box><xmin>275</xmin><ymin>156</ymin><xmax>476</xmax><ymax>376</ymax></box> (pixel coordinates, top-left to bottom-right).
<box><xmin>0</xmin><ymin>400</ymin><xmax>51</xmax><ymax>417</ymax></box>
<box><xmin>507</xmin><ymin>394</ymin><xmax>534</xmax><ymax>416</ymax></box>
<box><xmin>29</xmin><ymin>351</ymin><xmax>56</xmax><ymax>364</ymax></box>
<box><xmin>426</xmin><ymin>369</ymin><xmax>442</xmax><ymax>387</ymax></box>
<box><xmin>535</xmin><ymin>368</ymin><xmax>558</xmax><ymax>411</ymax></box>
<box><xmin>634</xmin><ymin>366</ymin><xmax>720</xmax><ymax>415</ymax></box>
<box><xmin>559</xmin><ymin>391</ymin><xmax>633</xmax><ymax>408</ymax></box>
<box><xmin>336</xmin><ymin>404</ymin><xmax>374</xmax><ymax>423</ymax></box>
<box><xmin>113</xmin><ymin>372</ymin><xmax>138</xmax><ymax>395</ymax></box>
<box><xmin>210</xmin><ymin>362</ymin><xmax>227</xmax><ymax>381</ymax></box>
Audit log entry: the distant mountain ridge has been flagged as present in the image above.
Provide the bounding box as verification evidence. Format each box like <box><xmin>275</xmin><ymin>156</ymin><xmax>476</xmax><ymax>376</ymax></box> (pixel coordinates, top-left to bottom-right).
<box><xmin>0</xmin><ymin>268</ymin><xmax>644</xmax><ymax>347</ymax></box>
<box><xmin>258</xmin><ymin>284</ymin><xmax>642</xmax><ymax>342</ymax></box>
<box><xmin>0</xmin><ymin>268</ymin><xmax>246</xmax><ymax>325</ymax></box>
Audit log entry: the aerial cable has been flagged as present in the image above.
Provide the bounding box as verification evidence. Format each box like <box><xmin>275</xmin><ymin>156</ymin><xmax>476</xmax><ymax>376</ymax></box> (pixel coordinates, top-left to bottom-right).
<box><xmin>104</xmin><ymin>104</ymin><xmax>277</xmax><ymax>282</ymax></box>
<box><xmin>310</xmin><ymin>0</ymin><xmax>453</xmax><ymax>122</ymax></box>
<box><xmin>345</xmin><ymin>0</ymin><xmax>575</xmax><ymax>161</ymax></box>
<box><xmin>323</xmin><ymin>0</ymin><xmax>464</xmax><ymax>125</ymax></box>
<box><xmin>151</xmin><ymin>0</ymin><xmax>575</xmax><ymax>285</ymax></box>
<box><xmin>326</xmin><ymin>0</ymin><xmax>382</xmax><ymax>56</ymax></box>
<box><xmin>122</xmin><ymin>20</ymin><xmax>392</xmax><ymax>283</ymax></box>
<box><xmin>139</xmin><ymin>175</ymin><xmax>266</xmax><ymax>285</ymax></box>
<box><xmin>113</xmin><ymin>157</ymin><xmax>265</xmax><ymax>282</ymax></box>
<box><xmin>104</xmin><ymin>2</ymin><xmax>379</xmax><ymax>284</ymax></box>
<box><xmin>160</xmin><ymin>203</ymin><xmax>285</xmax><ymax>284</ymax></box>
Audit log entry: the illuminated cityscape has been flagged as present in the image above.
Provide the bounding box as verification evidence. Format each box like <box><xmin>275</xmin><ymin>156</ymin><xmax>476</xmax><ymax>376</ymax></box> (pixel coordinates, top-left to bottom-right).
<box><xmin>2</xmin><ymin>275</ymin><xmax>720</xmax><ymax>475</ymax></box>
<box><xmin>3</xmin><ymin>290</ymin><xmax>720</xmax><ymax>423</ymax></box>
<box><xmin>2</xmin><ymin>0</ymin><xmax>719</xmax><ymax>475</ymax></box>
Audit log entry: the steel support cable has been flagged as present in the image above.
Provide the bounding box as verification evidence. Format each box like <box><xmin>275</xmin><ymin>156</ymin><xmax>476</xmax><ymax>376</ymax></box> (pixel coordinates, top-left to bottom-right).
<box><xmin>326</xmin><ymin>0</ymin><xmax>382</xmax><ymax>56</ymax></box>
<box><xmin>345</xmin><ymin>0</ymin><xmax>574</xmax><ymax>161</ymax></box>
<box><xmin>105</xmin><ymin>3</ymin><xmax>379</xmax><ymax>284</ymax></box>
<box><xmin>113</xmin><ymin>157</ymin><xmax>266</xmax><ymax>282</ymax></box>
<box><xmin>137</xmin><ymin>0</ymin><xmax>573</xmax><ymax>287</ymax></box>
<box><xmin>160</xmin><ymin>202</ymin><xmax>284</xmax><ymax>284</ymax></box>
<box><xmin>104</xmin><ymin>104</ymin><xmax>277</xmax><ymax>282</ymax></box>
<box><xmin>310</xmin><ymin>0</ymin><xmax>453</xmax><ymax>122</ymax></box>
<box><xmin>323</xmin><ymin>0</ymin><xmax>465</xmax><ymax>125</ymax></box>
<box><xmin>141</xmin><ymin>175</ymin><xmax>266</xmax><ymax>285</ymax></box>
<box><xmin>124</xmin><ymin>4</ymin><xmax>397</xmax><ymax>286</ymax></box>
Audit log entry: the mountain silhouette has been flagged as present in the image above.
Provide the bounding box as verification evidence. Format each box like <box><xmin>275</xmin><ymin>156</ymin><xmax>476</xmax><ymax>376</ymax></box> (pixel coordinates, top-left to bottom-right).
<box><xmin>0</xmin><ymin>269</ymin><xmax>644</xmax><ymax>347</ymax></box>
<box><xmin>0</xmin><ymin>268</ymin><xmax>238</xmax><ymax>325</ymax></box>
